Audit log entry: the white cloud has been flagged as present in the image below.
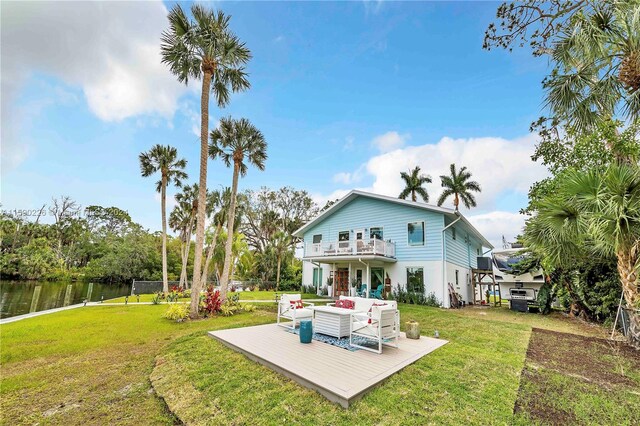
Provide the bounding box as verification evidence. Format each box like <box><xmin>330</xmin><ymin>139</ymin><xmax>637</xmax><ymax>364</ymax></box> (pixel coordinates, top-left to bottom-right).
<box><xmin>1</xmin><ymin>1</ymin><xmax>188</xmax><ymax>170</ymax></box>
<box><xmin>371</xmin><ymin>131</ymin><xmax>409</xmax><ymax>153</ymax></box>
<box><xmin>364</xmin><ymin>133</ymin><xmax>547</xmax><ymax>210</ymax></box>
<box><xmin>467</xmin><ymin>211</ymin><xmax>528</xmax><ymax>249</ymax></box>
<box><xmin>273</xmin><ymin>35</ymin><xmax>285</xmax><ymax>43</ymax></box>
<box><xmin>2</xmin><ymin>1</ymin><xmax>185</xmax><ymax>121</ymax></box>
<box><xmin>322</xmin><ymin>132</ymin><xmax>547</xmax><ymax>247</ymax></box>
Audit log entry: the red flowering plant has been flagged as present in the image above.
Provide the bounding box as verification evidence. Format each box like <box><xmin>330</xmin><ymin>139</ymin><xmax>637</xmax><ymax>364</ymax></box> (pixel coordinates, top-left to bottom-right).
<box><xmin>200</xmin><ymin>286</ymin><xmax>222</xmax><ymax>316</ymax></box>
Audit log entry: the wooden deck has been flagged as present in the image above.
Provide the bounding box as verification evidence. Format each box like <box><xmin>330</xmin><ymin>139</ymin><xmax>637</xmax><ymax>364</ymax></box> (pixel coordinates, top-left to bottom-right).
<box><xmin>208</xmin><ymin>323</ymin><xmax>447</xmax><ymax>407</ymax></box>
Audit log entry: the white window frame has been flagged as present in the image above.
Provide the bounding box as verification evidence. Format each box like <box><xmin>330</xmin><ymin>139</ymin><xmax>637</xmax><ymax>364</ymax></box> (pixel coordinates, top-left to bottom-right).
<box><xmin>407</xmin><ymin>220</ymin><xmax>425</xmax><ymax>246</ymax></box>
<box><xmin>369</xmin><ymin>225</ymin><xmax>384</xmax><ymax>240</ymax></box>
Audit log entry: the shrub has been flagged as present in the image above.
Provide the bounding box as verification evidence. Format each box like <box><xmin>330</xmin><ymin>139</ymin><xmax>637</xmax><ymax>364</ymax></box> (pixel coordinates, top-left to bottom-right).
<box><xmin>302</xmin><ymin>285</ymin><xmax>315</xmax><ymax>294</ymax></box>
<box><xmin>163</xmin><ymin>303</ymin><xmax>189</xmax><ymax>321</ymax></box>
<box><xmin>201</xmin><ymin>286</ymin><xmax>222</xmax><ymax>316</ymax></box>
<box><xmin>151</xmin><ymin>292</ymin><xmax>162</xmax><ymax>305</ymax></box>
<box><xmin>242</xmin><ymin>303</ymin><xmax>256</xmax><ymax>312</ymax></box>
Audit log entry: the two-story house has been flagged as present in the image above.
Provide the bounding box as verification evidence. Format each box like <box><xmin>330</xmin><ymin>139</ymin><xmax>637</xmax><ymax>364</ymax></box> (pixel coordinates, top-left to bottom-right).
<box><xmin>293</xmin><ymin>190</ymin><xmax>493</xmax><ymax>308</ymax></box>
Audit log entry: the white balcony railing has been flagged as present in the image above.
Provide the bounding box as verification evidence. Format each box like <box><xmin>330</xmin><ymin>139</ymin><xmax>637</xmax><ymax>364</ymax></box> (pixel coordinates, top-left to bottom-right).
<box><xmin>304</xmin><ymin>239</ymin><xmax>396</xmax><ymax>258</ymax></box>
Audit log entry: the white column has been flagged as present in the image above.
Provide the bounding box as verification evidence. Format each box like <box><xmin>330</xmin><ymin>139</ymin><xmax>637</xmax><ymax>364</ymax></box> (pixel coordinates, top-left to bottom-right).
<box><xmin>366</xmin><ymin>262</ymin><xmax>370</xmax><ymax>298</ymax></box>
<box><xmin>348</xmin><ymin>262</ymin><xmax>352</xmax><ymax>296</ymax></box>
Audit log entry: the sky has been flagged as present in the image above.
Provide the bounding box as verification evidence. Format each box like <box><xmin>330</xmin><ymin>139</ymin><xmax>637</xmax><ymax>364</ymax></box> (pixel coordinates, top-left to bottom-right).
<box><xmin>1</xmin><ymin>1</ymin><xmax>551</xmax><ymax>248</ymax></box>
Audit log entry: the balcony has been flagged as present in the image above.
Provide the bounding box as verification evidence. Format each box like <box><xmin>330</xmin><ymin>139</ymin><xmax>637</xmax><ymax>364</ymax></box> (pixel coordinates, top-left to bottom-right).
<box><xmin>303</xmin><ymin>238</ymin><xmax>396</xmax><ymax>259</ymax></box>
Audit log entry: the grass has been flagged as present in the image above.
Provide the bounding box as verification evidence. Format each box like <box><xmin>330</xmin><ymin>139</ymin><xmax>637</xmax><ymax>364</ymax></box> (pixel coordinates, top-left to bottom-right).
<box><xmin>0</xmin><ymin>305</ymin><xmax>274</xmax><ymax>425</ymax></box>
<box><xmin>1</xmin><ymin>302</ymin><xmax>631</xmax><ymax>425</ymax></box>
<box><xmin>105</xmin><ymin>291</ymin><xmax>321</xmax><ymax>303</ymax></box>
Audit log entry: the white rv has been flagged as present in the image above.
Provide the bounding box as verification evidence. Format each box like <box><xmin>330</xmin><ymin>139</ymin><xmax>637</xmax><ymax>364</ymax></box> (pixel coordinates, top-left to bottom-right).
<box><xmin>492</xmin><ymin>248</ymin><xmax>545</xmax><ymax>302</ymax></box>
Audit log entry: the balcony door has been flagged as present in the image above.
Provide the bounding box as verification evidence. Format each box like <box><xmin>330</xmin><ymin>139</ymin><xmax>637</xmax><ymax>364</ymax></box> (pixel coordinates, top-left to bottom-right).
<box><xmin>355</xmin><ymin>229</ymin><xmax>368</xmax><ymax>254</ymax></box>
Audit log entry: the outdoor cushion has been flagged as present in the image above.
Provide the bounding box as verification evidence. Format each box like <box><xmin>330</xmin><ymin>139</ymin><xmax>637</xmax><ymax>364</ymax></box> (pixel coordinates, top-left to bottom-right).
<box><xmin>281</xmin><ymin>293</ymin><xmax>302</xmax><ymax>303</ymax></box>
<box><xmin>368</xmin><ymin>302</ymin><xmax>387</xmax><ymax>323</ymax></box>
<box><xmin>282</xmin><ymin>307</ymin><xmax>313</xmax><ymax>318</ymax></box>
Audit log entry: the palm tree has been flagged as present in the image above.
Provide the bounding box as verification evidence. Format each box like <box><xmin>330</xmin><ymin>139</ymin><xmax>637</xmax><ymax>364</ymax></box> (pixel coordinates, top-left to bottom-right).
<box><xmin>172</xmin><ymin>184</ymin><xmax>200</xmax><ymax>288</ymax></box>
<box><xmin>209</xmin><ymin>117</ymin><xmax>267</xmax><ymax>300</ymax></box>
<box><xmin>272</xmin><ymin>231</ymin><xmax>290</xmax><ymax>291</ymax></box>
<box><xmin>139</xmin><ymin>145</ymin><xmax>187</xmax><ymax>293</ymax></box>
<box><xmin>201</xmin><ymin>188</ymin><xmax>230</xmax><ymax>286</ymax></box>
<box><xmin>169</xmin><ymin>201</ymin><xmax>192</xmax><ymax>288</ymax></box>
<box><xmin>544</xmin><ymin>2</ymin><xmax>640</xmax><ymax>134</ymax></box>
<box><xmin>399</xmin><ymin>166</ymin><xmax>432</xmax><ymax>202</ymax></box>
<box><xmin>437</xmin><ymin>163</ymin><xmax>481</xmax><ymax>211</ymax></box>
<box><xmin>524</xmin><ymin>164</ymin><xmax>640</xmax><ymax>349</ymax></box>
<box><xmin>162</xmin><ymin>4</ymin><xmax>250</xmax><ymax>318</ymax></box>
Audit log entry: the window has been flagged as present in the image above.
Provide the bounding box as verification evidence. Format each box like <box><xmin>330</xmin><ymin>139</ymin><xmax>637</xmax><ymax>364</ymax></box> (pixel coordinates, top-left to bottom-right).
<box><xmin>455</xmin><ymin>270</ymin><xmax>459</xmax><ymax>286</ymax></box>
<box><xmin>408</xmin><ymin>221</ymin><xmax>425</xmax><ymax>246</ymax></box>
<box><xmin>452</xmin><ymin>227</ymin><xmax>456</xmax><ymax>240</ymax></box>
<box><xmin>312</xmin><ymin>234</ymin><xmax>322</xmax><ymax>244</ymax></box>
<box><xmin>356</xmin><ymin>269</ymin><xmax>363</xmax><ymax>285</ymax></box>
<box><xmin>370</xmin><ymin>227</ymin><xmax>383</xmax><ymax>240</ymax></box>
<box><xmin>312</xmin><ymin>267</ymin><xmax>323</xmax><ymax>287</ymax></box>
<box><xmin>406</xmin><ymin>267</ymin><xmax>425</xmax><ymax>294</ymax></box>
<box><xmin>477</xmin><ymin>248</ymin><xmax>481</xmax><ymax>256</ymax></box>
<box><xmin>338</xmin><ymin>231</ymin><xmax>350</xmax><ymax>241</ymax></box>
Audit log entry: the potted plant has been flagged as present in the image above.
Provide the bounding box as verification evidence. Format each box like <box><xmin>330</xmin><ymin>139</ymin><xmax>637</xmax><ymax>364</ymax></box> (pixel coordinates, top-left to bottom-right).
<box><xmin>350</xmin><ymin>278</ymin><xmax>358</xmax><ymax>297</ymax></box>
<box><xmin>326</xmin><ymin>277</ymin><xmax>333</xmax><ymax>297</ymax></box>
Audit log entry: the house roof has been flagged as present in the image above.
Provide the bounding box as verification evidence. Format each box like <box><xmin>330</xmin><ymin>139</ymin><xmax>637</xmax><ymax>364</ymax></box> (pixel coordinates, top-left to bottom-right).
<box><xmin>293</xmin><ymin>189</ymin><xmax>494</xmax><ymax>249</ymax></box>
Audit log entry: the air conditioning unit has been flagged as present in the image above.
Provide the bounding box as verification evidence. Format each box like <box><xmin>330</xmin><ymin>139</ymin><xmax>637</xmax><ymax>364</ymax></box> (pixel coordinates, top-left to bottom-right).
<box><xmin>477</xmin><ymin>257</ymin><xmax>492</xmax><ymax>270</ymax></box>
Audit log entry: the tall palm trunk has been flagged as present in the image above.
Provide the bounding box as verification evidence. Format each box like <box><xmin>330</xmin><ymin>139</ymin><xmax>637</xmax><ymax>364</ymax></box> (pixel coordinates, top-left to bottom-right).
<box><xmin>161</xmin><ymin>173</ymin><xmax>169</xmax><ymax>293</ymax></box>
<box><xmin>201</xmin><ymin>223</ymin><xmax>221</xmax><ymax>287</ymax></box>
<box><xmin>179</xmin><ymin>238</ymin><xmax>187</xmax><ymax>287</ymax></box>
<box><xmin>219</xmin><ymin>161</ymin><xmax>240</xmax><ymax>301</ymax></box>
<box><xmin>189</xmin><ymin>71</ymin><xmax>212</xmax><ymax>318</ymax></box>
<box><xmin>179</xmin><ymin>222</ymin><xmax>193</xmax><ymax>288</ymax></box>
<box><xmin>454</xmin><ymin>193</ymin><xmax>459</xmax><ymax>210</ymax></box>
<box><xmin>180</xmin><ymin>214</ymin><xmax>195</xmax><ymax>288</ymax></box>
<box><xmin>411</xmin><ymin>190</ymin><xmax>416</xmax><ymax>202</ymax></box>
<box><xmin>617</xmin><ymin>247</ymin><xmax>639</xmax><ymax>349</ymax></box>
<box><xmin>276</xmin><ymin>255</ymin><xmax>282</xmax><ymax>291</ymax></box>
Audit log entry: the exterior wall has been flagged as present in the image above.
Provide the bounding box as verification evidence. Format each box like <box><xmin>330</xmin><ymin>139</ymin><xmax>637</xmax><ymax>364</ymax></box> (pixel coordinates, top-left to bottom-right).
<box><xmin>302</xmin><ymin>260</ymin><xmax>446</xmax><ymax>305</ymax></box>
<box><xmin>446</xmin><ymin>261</ymin><xmax>473</xmax><ymax>304</ymax></box>
<box><xmin>443</xmin><ymin>219</ymin><xmax>484</xmax><ymax>269</ymax></box>
<box><xmin>302</xmin><ymin>197</ymin><xmax>445</xmax><ymax>262</ymax></box>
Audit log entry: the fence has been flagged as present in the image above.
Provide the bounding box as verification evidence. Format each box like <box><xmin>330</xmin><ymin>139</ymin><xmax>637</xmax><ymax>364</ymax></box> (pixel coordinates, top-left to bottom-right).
<box><xmin>131</xmin><ymin>280</ymin><xmax>189</xmax><ymax>295</ymax></box>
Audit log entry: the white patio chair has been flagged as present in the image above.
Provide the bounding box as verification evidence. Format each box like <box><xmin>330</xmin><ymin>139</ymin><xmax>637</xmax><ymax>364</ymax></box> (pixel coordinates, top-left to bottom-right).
<box><xmin>277</xmin><ymin>294</ymin><xmax>314</xmax><ymax>330</ymax></box>
<box><xmin>349</xmin><ymin>304</ymin><xmax>400</xmax><ymax>354</ymax></box>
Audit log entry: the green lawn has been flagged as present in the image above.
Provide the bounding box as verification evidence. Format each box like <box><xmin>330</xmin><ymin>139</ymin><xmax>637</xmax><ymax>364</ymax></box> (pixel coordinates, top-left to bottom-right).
<box><xmin>1</xmin><ymin>302</ymin><xmax>632</xmax><ymax>425</ymax></box>
<box><xmin>106</xmin><ymin>291</ymin><xmax>321</xmax><ymax>303</ymax></box>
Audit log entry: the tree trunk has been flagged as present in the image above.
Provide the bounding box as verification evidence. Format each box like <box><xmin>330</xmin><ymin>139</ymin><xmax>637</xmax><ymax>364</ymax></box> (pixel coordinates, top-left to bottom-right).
<box><xmin>276</xmin><ymin>255</ymin><xmax>282</xmax><ymax>291</ymax></box>
<box><xmin>201</xmin><ymin>223</ymin><xmax>221</xmax><ymax>287</ymax></box>
<box><xmin>454</xmin><ymin>193</ymin><xmax>459</xmax><ymax>210</ymax></box>
<box><xmin>219</xmin><ymin>162</ymin><xmax>240</xmax><ymax>301</ymax></box>
<box><xmin>189</xmin><ymin>71</ymin><xmax>212</xmax><ymax>319</ymax></box>
<box><xmin>180</xmin><ymin>218</ymin><xmax>194</xmax><ymax>289</ymax></box>
<box><xmin>179</xmin><ymin>239</ymin><xmax>187</xmax><ymax>287</ymax></box>
<box><xmin>161</xmin><ymin>173</ymin><xmax>169</xmax><ymax>293</ymax></box>
<box><xmin>411</xmin><ymin>191</ymin><xmax>416</xmax><ymax>202</ymax></box>
<box><xmin>617</xmin><ymin>247</ymin><xmax>639</xmax><ymax>349</ymax></box>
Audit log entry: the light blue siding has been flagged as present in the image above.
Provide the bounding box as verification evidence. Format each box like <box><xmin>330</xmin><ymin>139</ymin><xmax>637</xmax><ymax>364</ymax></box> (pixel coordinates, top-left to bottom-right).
<box><xmin>303</xmin><ymin>197</ymin><xmax>444</xmax><ymax>261</ymax></box>
<box><xmin>444</xmin><ymin>219</ymin><xmax>484</xmax><ymax>268</ymax></box>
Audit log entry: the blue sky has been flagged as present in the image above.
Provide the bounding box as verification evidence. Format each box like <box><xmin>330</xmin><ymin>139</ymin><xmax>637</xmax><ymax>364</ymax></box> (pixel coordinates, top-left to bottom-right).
<box><xmin>1</xmin><ymin>1</ymin><xmax>551</xmax><ymax>247</ymax></box>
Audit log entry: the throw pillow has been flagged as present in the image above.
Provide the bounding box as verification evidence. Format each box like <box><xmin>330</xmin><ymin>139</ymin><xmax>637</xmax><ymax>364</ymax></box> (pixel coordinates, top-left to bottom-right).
<box><xmin>335</xmin><ymin>299</ymin><xmax>355</xmax><ymax>309</ymax></box>
<box><xmin>289</xmin><ymin>299</ymin><xmax>304</xmax><ymax>309</ymax></box>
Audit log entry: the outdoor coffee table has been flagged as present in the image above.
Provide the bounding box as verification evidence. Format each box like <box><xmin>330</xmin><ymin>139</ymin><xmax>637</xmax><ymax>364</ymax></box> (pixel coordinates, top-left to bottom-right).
<box><xmin>312</xmin><ymin>306</ymin><xmax>358</xmax><ymax>338</ymax></box>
